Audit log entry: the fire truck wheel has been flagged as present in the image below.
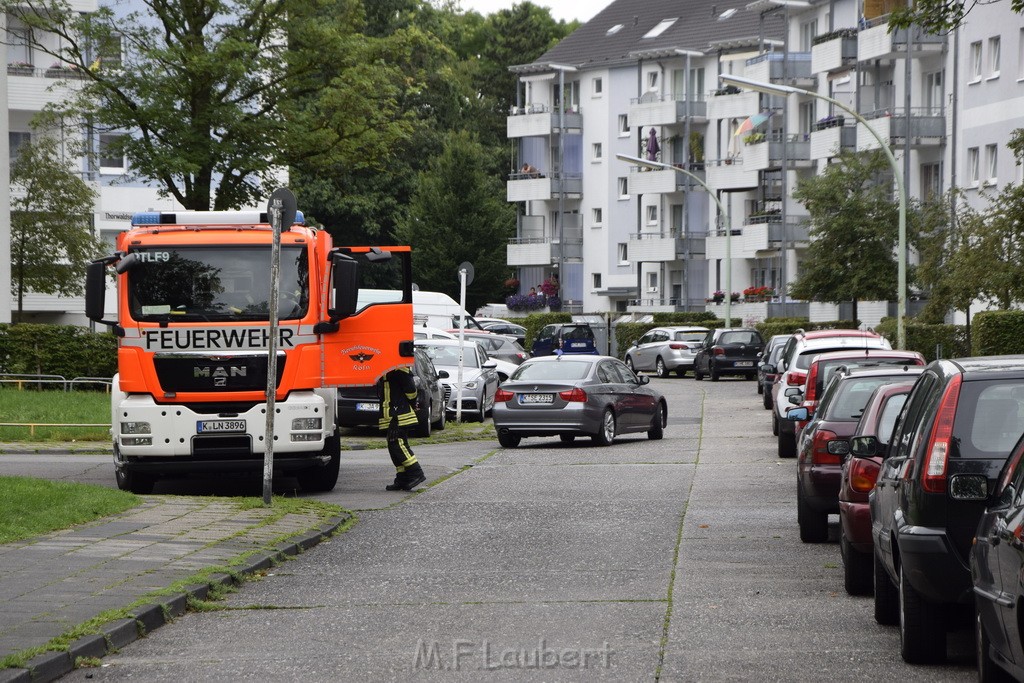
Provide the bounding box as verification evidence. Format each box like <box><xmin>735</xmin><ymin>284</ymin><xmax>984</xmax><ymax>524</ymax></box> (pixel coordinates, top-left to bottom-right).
<box><xmin>115</xmin><ymin>467</ymin><xmax>155</xmax><ymax>494</ymax></box>
<box><xmin>297</xmin><ymin>437</ymin><xmax>341</xmax><ymax>493</ymax></box>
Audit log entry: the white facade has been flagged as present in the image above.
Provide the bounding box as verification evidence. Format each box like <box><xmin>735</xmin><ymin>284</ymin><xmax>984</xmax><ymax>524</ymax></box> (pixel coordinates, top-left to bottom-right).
<box><xmin>506</xmin><ymin>0</ymin><xmax>1024</xmax><ymax>324</ymax></box>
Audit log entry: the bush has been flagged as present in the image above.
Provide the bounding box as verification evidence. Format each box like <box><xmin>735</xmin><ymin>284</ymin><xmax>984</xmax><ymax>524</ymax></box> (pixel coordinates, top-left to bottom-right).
<box><xmin>971</xmin><ymin>311</ymin><xmax>1024</xmax><ymax>357</ymax></box>
<box><xmin>0</xmin><ymin>324</ymin><xmax>117</xmax><ymax>380</ymax></box>
<box><xmin>874</xmin><ymin>318</ymin><xmax>969</xmax><ymax>361</ymax></box>
<box><xmin>651</xmin><ymin>312</ymin><xmax>719</xmax><ymax>324</ymax></box>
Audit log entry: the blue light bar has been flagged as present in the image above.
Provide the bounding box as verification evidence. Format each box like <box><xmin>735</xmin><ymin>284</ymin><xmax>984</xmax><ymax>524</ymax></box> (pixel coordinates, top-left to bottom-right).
<box><xmin>130</xmin><ymin>210</ymin><xmax>305</xmax><ymax>226</ymax></box>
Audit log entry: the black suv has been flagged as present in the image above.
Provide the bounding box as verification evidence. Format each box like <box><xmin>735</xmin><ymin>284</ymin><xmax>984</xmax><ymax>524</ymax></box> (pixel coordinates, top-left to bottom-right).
<box><xmin>531</xmin><ymin>323</ymin><xmax>598</xmax><ymax>357</ymax></box>
<box><xmin>853</xmin><ymin>357</ymin><xmax>1024</xmax><ymax>664</ymax></box>
<box><xmin>336</xmin><ymin>347</ymin><xmax>448</xmax><ymax>437</ymax></box>
<box><xmin>693</xmin><ymin>328</ymin><xmax>764</xmax><ymax>381</ymax></box>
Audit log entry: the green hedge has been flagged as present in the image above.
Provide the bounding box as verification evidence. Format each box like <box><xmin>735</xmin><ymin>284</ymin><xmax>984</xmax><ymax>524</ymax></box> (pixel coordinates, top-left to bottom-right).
<box><xmin>873</xmin><ymin>318</ymin><xmax>969</xmax><ymax>361</ymax></box>
<box><xmin>971</xmin><ymin>311</ymin><xmax>1024</xmax><ymax>357</ymax></box>
<box><xmin>0</xmin><ymin>324</ymin><xmax>117</xmax><ymax>380</ymax></box>
<box><xmin>651</xmin><ymin>312</ymin><xmax>719</xmax><ymax>324</ymax></box>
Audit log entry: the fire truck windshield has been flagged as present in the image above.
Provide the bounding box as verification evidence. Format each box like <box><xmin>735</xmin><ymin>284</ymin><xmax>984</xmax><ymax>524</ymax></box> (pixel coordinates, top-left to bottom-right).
<box><xmin>127</xmin><ymin>246</ymin><xmax>309</xmax><ymax>322</ymax></box>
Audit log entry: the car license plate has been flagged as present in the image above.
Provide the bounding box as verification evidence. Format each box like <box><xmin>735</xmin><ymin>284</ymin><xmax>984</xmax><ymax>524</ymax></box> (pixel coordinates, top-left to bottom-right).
<box><xmin>197</xmin><ymin>419</ymin><xmax>246</xmax><ymax>433</ymax></box>
<box><xmin>520</xmin><ymin>393</ymin><xmax>554</xmax><ymax>405</ymax></box>
<box><xmin>735</xmin><ymin>361</ymin><xmax>753</xmax><ymax>367</ymax></box>
<box><xmin>355</xmin><ymin>402</ymin><xmax>380</xmax><ymax>412</ymax></box>
<box><xmin>567</xmin><ymin>342</ymin><xmax>588</xmax><ymax>349</ymax></box>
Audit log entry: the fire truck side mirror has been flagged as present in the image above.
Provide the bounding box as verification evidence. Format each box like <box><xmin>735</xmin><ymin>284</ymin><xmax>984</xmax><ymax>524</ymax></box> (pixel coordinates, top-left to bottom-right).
<box><xmin>329</xmin><ymin>254</ymin><xmax>359</xmax><ymax>320</ymax></box>
<box><xmin>85</xmin><ymin>261</ymin><xmax>107</xmax><ymax>321</ymax></box>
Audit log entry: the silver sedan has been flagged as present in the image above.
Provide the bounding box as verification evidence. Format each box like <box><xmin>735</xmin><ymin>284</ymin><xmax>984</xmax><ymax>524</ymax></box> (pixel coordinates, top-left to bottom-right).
<box><xmin>492</xmin><ymin>355</ymin><xmax>667</xmax><ymax>448</ymax></box>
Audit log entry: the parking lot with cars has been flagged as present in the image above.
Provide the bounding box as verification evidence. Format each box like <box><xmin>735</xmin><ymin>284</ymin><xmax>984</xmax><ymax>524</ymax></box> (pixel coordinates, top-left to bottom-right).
<box><xmin>3</xmin><ymin>374</ymin><xmax>979</xmax><ymax>680</ymax></box>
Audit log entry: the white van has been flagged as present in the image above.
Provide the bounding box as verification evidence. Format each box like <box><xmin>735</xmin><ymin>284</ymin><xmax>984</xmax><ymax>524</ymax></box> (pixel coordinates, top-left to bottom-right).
<box><xmin>413</xmin><ymin>291</ymin><xmax>481</xmax><ymax>330</ymax></box>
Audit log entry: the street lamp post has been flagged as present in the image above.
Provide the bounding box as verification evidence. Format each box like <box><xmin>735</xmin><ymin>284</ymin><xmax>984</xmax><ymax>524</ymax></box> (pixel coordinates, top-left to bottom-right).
<box><xmin>616</xmin><ymin>153</ymin><xmax>732</xmax><ymax>327</ymax></box>
<box><xmin>719</xmin><ymin>73</ymin><xmax>907</xmax><ymax>350</ymax></box>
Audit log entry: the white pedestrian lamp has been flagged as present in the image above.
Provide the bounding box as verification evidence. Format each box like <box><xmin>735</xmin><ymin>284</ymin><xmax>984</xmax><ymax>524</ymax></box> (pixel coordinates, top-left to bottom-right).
<box><xmin>718</xmin><ymin>73</ymin><xmax>907</xmax><ymax>350</ymax></box>
<box><xmin>616</xmin><ymin>153</ymin><xmax>733</xmax><ymax>328</ymax></box>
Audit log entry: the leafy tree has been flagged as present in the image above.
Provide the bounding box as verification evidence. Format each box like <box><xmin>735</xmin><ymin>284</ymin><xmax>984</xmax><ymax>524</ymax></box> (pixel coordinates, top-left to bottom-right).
<box><xmin>889</xmin><ymin>0</ymin><xmax>1022</xmax><ymax>34</ymax></box>
<box><xmin>953</xmin><ymin>183</ymin><xmax>1024</xmax><ymax>310</ymax></box>
<box><xmin>4</xmin><ymin>0</ymin><xmax>412</xmax><ymax>210</ymax></box>
<box><xmin>9</xmin><ymin>137</ymin><xmax>101</xmax><ymax>320</ymax></box>
<box><xmin>911</xmin><ymin>192</ymin><xmax>977</xmax><ymax>323</ymax></box>
<box><xmin>789</xmin><ymin>151</ymin><xmax>903</xmax><ymax>322</ymax></box>
<box><xmin>396</xmin><ymin>130</ymin><xmax>515</xmax><ymax>312</ymax></box>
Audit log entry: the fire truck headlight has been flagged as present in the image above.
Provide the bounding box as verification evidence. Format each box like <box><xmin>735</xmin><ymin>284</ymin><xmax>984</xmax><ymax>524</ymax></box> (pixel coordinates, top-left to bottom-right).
<box><xmin>291</xmin><ymin>417</ymin><xmax>322</xmax><ymax>431</ymax></box>
<box><xmin>121</xmin><ymin>421</ymin><xmax>151</xmax><ymax>435</ymax></box>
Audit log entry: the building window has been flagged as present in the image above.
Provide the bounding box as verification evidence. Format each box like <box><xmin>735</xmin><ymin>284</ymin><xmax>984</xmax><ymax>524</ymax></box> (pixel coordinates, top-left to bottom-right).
<box><xmin>970</xmin><ymin>41</ymin><xmax>982</xmax><ymax>81</ymax></box>
<box><xmin>100</xmin><ymin>134</ymin><xmax>127</xmax><ymax>173</ymax></box>
<box><xmin>647</xmin><ymin>71</ymin><xmax>658</xmax><ymax>90</ymax></box>
<box><xmin>968</xmin><ymin>147</ymin><xmax>980</xmax><ymax>185</ymax></box>
<box><xmin>618</xmin><ymin>114</ymin><xmax>629</xmax><ymax>136</ymax></box>
<box><xmin>592</xmin><ymin>142</ymin><xmax>602</xmax><ymax>161</ymax></box>
<box><xmin>9</xmin><ymin>131</ymin><xmax>31</xmax><ymax>162</ymax></box>
<box><xmin>618</xmin><ymin>177</ymin><xmax>628</xmax><ymax>198</ymax></box>
<box><xmin>96</xmin><ymin>33</ymin><xmax>123</xmax><ymax>69</ymax></box>
<box><xmin>592</xmin><ymin>207</ymin><xmax>603</xmax><ymax>225</ymax></box>
<box><xmin>646</xmin><ymin>205</ymin><xmax>658</xmax><ymax>224</ymax></box>
<box><xmin>799</xmin><ymin>19</ymin><xmax>818</xmax><ymax>52</ymax></box>
<box><xmin>1019</xmin><ymin>29</ymin><xmax>1024</xmax><ymax>80</ymax></box>
<box><xmin>617</xmin><ymin>243</ymin><xmax>628</xmax><ymax>264</ymax></box>
<box><xmin>921</xmin><ymin>162</ymin><xmax>942</xmax><ymax>201</ymax></box>
<box><xmin>988</xmin><ymin>36</ymin><xmax>1000</xmax><ymax>77</ymax></box>
<box><xmin>647</xmin><ymin>272</ymin><xmax>659</xmax><ymax>291</ymax></box>
<box><xmin>592</xmin><ymin>77</ymin><xmax>602</xmax><ymax>95</ymax></box>
<box><xmin>924</xmin><ymin>71</ymin><xmax>943</xmax><ymax>113</ymax></box>
<box><xmin>798</xmin><ymin>101</ymin><xmax>814</xmax><ymax>136</ymax></box>
<box><xmin>592</xmin><ymin>273</ymin><xmax>602</xmax><ymax>289</ymax></box>
<box><xmin>643</xmin><ymin>18</ymin><xmax>677</xmax><ymax>39</ymax></box>
<box><xmin>7</xmin><ymin>26</ymin><xmax>31</xmax><ymax>65</ymax></box>
<box><xmin>985</xmin><ymin>143</ymin><xmax>997</xmax><ymax>182</ymax></box>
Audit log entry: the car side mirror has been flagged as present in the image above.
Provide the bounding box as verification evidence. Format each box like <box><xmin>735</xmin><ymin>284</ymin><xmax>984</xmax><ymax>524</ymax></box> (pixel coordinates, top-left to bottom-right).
<box><xmin>762</xmin><ymin>363</ymin><xmax>776</xmax><ymax>373</ymax></box>
<box><xmin>850</xmin><ymin>435</ymin><xmax>880</xmax><ymax>458</ymax></box>
<box><xmin>437</xmin><ymin>370</ymin><xmax>450</xmax><ymax>379</ymax></box>
<box><xmin>482</xmin><ymin>360</ymin><xmax>497</xmax><ymax>369</ymax></box>
<box><xmin>787</xmin><ymin>407</ymin><xmax>809</xmax><ymax>421</ymax></box>
<box><xmin>637</xmin><ymin>375</ymin><xmax>650</xmax><ymax>385</ymax></box>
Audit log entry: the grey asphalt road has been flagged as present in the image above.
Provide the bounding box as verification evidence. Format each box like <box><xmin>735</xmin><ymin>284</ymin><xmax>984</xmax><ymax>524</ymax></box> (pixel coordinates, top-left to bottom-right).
<box><xmin>6</xmin><ymin>378</ymin><xmax>974</xmax><ymax>681</ymax></box>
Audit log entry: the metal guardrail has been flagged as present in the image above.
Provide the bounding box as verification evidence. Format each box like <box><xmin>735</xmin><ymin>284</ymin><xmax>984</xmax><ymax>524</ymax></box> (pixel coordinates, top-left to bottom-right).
<box><xmin>0</xmin><ymin>374</ymin><xmax>112</xmax><ymax>392</ymax></box>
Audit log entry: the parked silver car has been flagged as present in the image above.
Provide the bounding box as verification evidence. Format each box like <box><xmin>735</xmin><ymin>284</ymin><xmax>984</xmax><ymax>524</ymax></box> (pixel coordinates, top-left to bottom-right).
<box><xmin>414</xmin><ymin>339</ymin><xmax>499</xmax><ymax>422</ymax></box>
<box><xmin>492</xmin><ymin>355</ymin><xmax>667</xmax><ymax>448</ymax></box>
<box><xmin>624</xmin><ymin>326</ymin><xmax>710</xmax><ymax>378</ymax></box>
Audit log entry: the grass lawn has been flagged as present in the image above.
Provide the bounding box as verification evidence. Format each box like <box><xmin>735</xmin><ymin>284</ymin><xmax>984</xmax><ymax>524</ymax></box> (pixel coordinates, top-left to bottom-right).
<box><xmin>0</xmin><ymin>476</ymin><xmax>139</xmax><ymax>544</ymax></box>
<box><xmin>0</xmin><ymin>388</ymin><xmax>110</xmax><ymax>441</ymax></box>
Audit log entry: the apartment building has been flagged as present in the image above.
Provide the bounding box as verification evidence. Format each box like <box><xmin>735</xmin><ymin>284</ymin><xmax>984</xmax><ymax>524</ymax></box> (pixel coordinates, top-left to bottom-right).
<box><xmin>506</xmin><ymin>0</ymin><xmax>1024</xmax><ymax>325</ymax></box>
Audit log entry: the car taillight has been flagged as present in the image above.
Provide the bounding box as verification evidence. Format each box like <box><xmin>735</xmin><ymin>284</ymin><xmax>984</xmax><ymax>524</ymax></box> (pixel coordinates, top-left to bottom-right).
<box><xmin>669</xmin><ymin>343</ymin><xmax>689</xmax><ymax>350</ymax></box>
<box><xmin>921</xmin><ymin>375</ymin><xmax>962</xmax><ymax>494</ymax></box>
<box><xmin>713</xmin><ymin>346</ymin><xmax>725</xmax><ymax>356</ymax></box>
<box><xmin>559</xmin><ymin>387</ymin><xmax>587</xmax><ymax>402</ymax></box>
<box><xmin>812</xmin><ymin>429</ymin><xmax>843</xmax><ymax>465</ymax></box>
<box><xmin>849</xmin><ymin>458</ymin><xmax>881</xmax><ymax>493</ymax></box>
<box><xmin>495</xmin><ymin>388</ymin><xmax>514</xmax><ymax>403</ymax></box>
<box><xmin>805</xmin><ymin>364</ymin><xmax>819</xmax><ymax>401</ymax></box>
<box><xmin>788</xmin><ymin>370</ymin><xmax>807</xmax><ymax>386</ymax></box>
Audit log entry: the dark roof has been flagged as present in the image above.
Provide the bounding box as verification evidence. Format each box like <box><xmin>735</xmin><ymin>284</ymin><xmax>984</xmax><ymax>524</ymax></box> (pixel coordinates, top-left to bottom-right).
<box><xmin>512</xmin><ymin>0</ymin><xmax>785</xmax><ymax>73</ymax></box>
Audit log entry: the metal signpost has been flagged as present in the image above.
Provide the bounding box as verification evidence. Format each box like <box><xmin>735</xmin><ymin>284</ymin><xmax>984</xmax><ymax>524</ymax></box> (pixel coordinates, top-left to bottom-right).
<box><xmin>455</xmin><ymin>261</ymin><xmax>474</xmax><ymax>423</ymax></box>
<box><xmin>263</xmin><ymin>188</ymin><xmax>297</xmax><ymax>506</ymax></box>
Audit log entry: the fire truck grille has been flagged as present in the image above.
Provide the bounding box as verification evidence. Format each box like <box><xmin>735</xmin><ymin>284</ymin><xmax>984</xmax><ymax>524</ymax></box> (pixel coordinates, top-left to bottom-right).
<box><xmin>154</xmin><ymin>355</ymin><xmax>285</xmax><ymax>392</ymax></box>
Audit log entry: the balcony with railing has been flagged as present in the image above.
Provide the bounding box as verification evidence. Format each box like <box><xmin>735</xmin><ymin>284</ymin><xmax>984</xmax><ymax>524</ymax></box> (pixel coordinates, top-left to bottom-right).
<box><xmin>856</xmin><ymin>107</ymin><xmax>946</xmax><ymax>151</ymax></box>
<box><xmin>810</xmin><ymin>117</ymin><xmax>857</xmax><ymax>159</ymax></box>
<box><xmin>7</xmin><ymin>62</ymin><xmax>84</xmax><ymax>109</ymax></box>
<box><xmin>705</xmin><ymin>157</ymin><xmax>759</xmax><ymax>191</ymax></box>
<box><xmin>857</xmin><ymin>21</ymin><xmax>945</xmax><ymax>62</ymax></box>
<box><xmin>507</xmin><ymin>172</ymin><xmax>583</xmax><ymax>202</ymax></box>
<box><xmin>626</xmin><ymin>164</ymin><xmax>706</xmax><ymax>195</ymax></box>
<box><xmin>629</xmin><ymin>93</ymin><xmax>708</xmax><ymax>127</ymax></box>
<box><xmin>507</xmin><ymin>103</ymin><xmax>583</xmax><ymax>138</ymax></box>
<box><xmin>507</xmin><ymin>214</ymin><xmax>583</xmax><ymax>266</ymax></box>
<box><xmin>811</xmin><ymin>29</ymin><xmax>858</xmax><ymax>74</ymax></box>
<box><xmin>707</xmin><ymin>87</ymin><xmax>760</xmax><ymax>120</ymax></box>
<box><xmin>628</xmin><ymin>229</ymin><xmax>709</xmax><ymax>263</ymax></box>
<box><xmin>729</xmin><ymin>218</ymin><xmax>810</xmax><ymax>257</ymax></box>
<box><xmin>744</xmin><ymin>51</ymin><xmax>814</xmax><ymax>87</ymax></box>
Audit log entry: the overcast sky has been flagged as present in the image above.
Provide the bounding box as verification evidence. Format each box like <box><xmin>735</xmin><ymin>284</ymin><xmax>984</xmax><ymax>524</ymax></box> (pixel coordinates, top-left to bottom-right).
<box><xmin>454</xmin><ymin>0</ymin><xmax>601</xmax><ymax>23</ymax></box>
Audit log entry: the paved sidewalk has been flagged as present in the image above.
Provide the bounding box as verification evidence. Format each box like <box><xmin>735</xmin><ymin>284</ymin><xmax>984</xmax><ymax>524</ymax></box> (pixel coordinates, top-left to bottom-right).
<box><xmin>0</xmin><ymin>494</ymin><xmax>348</xmax><ymax>683</ymax></box>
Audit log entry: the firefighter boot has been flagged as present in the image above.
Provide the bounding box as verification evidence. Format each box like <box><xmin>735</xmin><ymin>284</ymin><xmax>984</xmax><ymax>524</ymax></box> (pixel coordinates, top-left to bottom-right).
<box><xmin>385</xmin><ymin>462</ymin><xmax>426</xmax><ymax>491</ymax></box>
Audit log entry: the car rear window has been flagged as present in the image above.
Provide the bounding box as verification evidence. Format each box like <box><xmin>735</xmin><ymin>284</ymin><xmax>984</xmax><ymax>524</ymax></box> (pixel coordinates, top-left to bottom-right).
<box><xmin>825</xmin><ymin>377</ymin><xmax>906</xmax><ymax>420</ymax></box>
<box><xmin>720</xmin><ymin>331</ymin><xmax>760</xmax><ymax>345</ymax></box>
<box><xmin>816</xmin><ymin>357</ymin><xmax>922</xmax><ymax>394</ymax></box>
<box><xmin>514</xmin><ymin>361</ymin><xmax>591</xmax><ymax>381</ymax></box>
<box><xmin>562</xmin><ymin>326</ymin><xmax>594</xmax><ymax>340</ymax></box>
<box><xmin>675</xmin><ymin>332</ymin><xmax>707</xmax><ymax>342</ymax></box>
<box><xmin>953</xmin><ymin>380</ymin><xmax>1024</xmax><ymax>459</ymax></box>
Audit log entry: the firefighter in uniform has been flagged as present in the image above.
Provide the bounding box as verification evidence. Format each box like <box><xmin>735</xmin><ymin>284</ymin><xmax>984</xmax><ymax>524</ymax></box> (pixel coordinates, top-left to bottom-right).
<box><xmin>378</xmin><ymin>367</ymin><xmax>426</xmax><ymax>491</ymax></box>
